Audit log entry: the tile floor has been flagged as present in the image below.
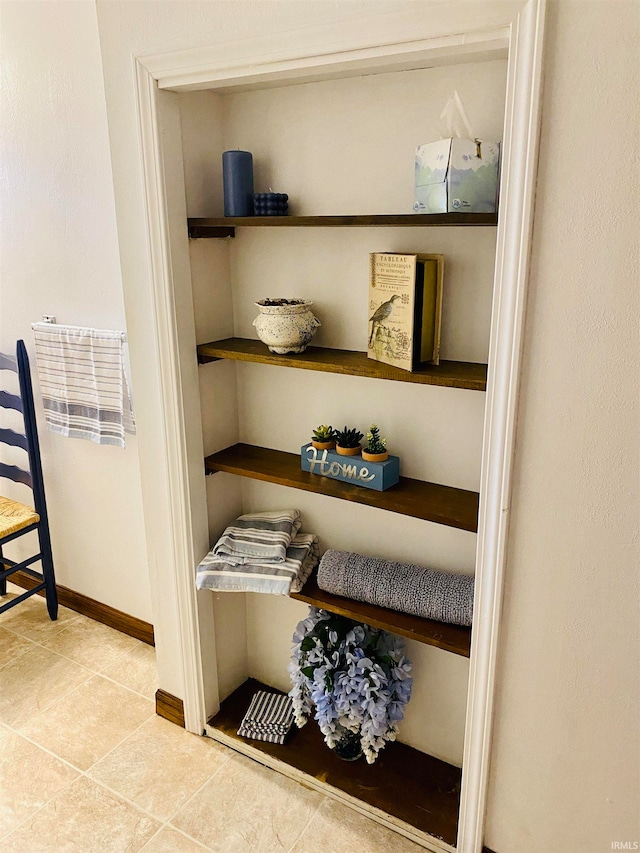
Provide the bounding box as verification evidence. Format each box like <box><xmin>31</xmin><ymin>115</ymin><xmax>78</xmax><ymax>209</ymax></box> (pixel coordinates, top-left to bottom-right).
<box><xmin>0</xmin><ymin>585</ymin><xmax>424</xmax><ymax>852</ymax></box>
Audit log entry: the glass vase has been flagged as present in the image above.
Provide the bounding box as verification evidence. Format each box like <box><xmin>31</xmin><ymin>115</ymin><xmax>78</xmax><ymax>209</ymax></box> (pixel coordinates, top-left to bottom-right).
<box><xmin>333</xmin><ymin>730</ymin><xmax>363</xmax><ymax>761</ymax></box>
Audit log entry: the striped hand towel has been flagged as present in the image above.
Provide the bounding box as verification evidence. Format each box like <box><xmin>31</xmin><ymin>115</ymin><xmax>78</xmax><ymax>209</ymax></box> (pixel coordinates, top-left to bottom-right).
<box><xmin>212</xmin><ymin>509</ymin><xmax>302</xmax><ymax>564</ymax></box>
<box><xmin>32</xmin><ymin>323</ymin><xmax>135</xmax><ymax>448</ymax></box>
<box><xmin>196</xmin><ymin>533</ymin><xmax>319</xmax><ymax>595</ymax></box>
<box><xmin>237</xmin><ymin>691</ymin><xmax>294</xmax><ymax>744</ymax></box>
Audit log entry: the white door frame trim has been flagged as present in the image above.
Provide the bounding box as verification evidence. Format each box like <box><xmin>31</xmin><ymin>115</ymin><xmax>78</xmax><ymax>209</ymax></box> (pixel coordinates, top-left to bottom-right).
<box><xmin>132</xmin><ymin>3</ymin><xmax>546</xmax><ymax>850</ymax></box>
<box><xmin>145</xmin><ymin>27</ymin><xmax>510</xmax><ymax>92</ymax></box>
<box><xmin>457</xmin><ymin>1</ymin><xmax>546</xmax><ymax>849</ymax></box>
<box><xmin>133</xmin><ymin>60</ymin><xmax>208</xmax><ymax>734</ymax></box>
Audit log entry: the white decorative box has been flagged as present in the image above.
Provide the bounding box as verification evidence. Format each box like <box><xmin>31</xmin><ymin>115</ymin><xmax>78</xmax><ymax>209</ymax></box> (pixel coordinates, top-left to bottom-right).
<box><xmin>414</xmin><ymin>138</ymin><xmax>500</xmax><ymax>214</ymax></box>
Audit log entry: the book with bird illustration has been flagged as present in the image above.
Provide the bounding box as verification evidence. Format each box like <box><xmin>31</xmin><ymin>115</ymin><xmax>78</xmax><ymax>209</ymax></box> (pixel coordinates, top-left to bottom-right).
<box><xmin>367</xmin><ymin>252</ymin><xmax>444</xmax><ymax>372</ymax></box>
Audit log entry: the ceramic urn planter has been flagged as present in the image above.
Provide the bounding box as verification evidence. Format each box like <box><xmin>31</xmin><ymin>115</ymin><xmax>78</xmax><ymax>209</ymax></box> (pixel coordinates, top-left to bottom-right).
<box><xmin>253</xmin><ymin>299</ymin><xmax>320</xmax><ymax>354</ymax></box>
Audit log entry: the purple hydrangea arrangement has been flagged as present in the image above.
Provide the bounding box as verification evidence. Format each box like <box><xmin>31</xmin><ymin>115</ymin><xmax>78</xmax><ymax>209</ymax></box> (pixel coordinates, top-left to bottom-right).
<box><xmin>288</xmin><ymin>607</ymin><xmax>413</xmax><ymax>763</ymax></box>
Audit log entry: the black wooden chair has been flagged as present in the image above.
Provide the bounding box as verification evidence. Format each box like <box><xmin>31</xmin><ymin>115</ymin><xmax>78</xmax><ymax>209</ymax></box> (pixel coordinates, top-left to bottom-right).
<box><xmin>0</xmin><ymin>340</ymin><xmax>58</xmax><ymax>619</ymax></box>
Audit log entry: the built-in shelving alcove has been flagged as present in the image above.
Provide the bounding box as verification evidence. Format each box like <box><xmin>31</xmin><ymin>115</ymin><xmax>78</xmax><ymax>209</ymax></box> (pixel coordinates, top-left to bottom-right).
<box><xmin>181</xmin><ymin>50</ymin><xmax>508</xmax><ymax>850</ymax></box>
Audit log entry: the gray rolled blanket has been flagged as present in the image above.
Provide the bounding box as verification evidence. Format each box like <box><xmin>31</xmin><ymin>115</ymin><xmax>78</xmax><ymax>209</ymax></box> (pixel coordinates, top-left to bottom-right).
<box><xmin>317</xmin><ymin>550</ymin><xmax>474</xmax><ymax>626</ymax></box>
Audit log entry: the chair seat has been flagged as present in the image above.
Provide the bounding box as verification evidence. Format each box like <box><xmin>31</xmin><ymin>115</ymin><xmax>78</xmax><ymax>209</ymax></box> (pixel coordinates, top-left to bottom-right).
<box><xmin>0</xmin><ymin>495</ymin><xmax>39</xmax><ymax>538</ymax></box>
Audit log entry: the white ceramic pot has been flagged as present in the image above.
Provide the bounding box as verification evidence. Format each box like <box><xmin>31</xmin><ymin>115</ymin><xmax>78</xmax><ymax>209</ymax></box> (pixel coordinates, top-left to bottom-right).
<box><xmin>253</xmin><ymin>299</ymin><xmax>320</xmax><ymax>354</ymax></box>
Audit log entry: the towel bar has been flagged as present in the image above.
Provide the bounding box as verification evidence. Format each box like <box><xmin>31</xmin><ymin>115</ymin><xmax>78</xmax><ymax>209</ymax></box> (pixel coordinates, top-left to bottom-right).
<box><xmin>35</xmin><ymin>320</ymin><xmax>127</xmax><ymax>342</ymax></box>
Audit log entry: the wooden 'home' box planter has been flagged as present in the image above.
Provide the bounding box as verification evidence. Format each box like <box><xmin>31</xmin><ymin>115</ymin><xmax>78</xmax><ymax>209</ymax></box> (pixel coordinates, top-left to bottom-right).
<box><xmin>300</xmin><ymin>443</ymin><xmax>400</xmax><ymax>491</ymax></box>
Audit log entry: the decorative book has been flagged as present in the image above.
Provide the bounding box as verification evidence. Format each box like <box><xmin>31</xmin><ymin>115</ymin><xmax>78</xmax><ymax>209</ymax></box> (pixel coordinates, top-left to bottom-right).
<box><xmin>367</xmin><ymin>253</ymin><xmax>444</xmax><ymax>372</ymax></box>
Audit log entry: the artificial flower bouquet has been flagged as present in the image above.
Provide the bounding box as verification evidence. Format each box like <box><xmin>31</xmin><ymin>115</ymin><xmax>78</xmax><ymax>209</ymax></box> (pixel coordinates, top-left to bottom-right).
<box><xmin>288</xmin><ymin>607</ymin><xmax>412</xmax><ymax>763</ymax></box>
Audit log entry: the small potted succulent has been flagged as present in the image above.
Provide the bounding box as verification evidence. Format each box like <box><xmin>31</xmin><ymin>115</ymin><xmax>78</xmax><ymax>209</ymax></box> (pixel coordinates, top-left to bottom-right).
<box><xmin>311</xmin><ymin>424</ymin><xmax>336</xmax><ymax>451</ymax></box>
<box><xmin>362</xmin><ymin>424</ymin><xmax>388</xmax><ymax>463</ymax></box>
<box><xmin>334</xmin><ymin>426</ymin><xmax>364</xmax><ymax>456</ymax></box>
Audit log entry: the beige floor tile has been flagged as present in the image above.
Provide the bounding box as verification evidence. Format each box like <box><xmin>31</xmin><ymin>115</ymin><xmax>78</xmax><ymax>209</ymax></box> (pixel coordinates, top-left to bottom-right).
<box><xmin>0</xmin><ymin>588</ymin><xmax>22</xmax><ymax>608</ymax></box>
<box><xmin>0</xmin><ymin>644</ymin><xmax>91</xmax><ymax>728</ymax></box>
<box><xmin>0</xmin><ymin>593</ymin><xmax>80</xmax><ymax>642</ymax></box>
<box><xmin>20</xmin><ymin>674</ymin><xmax>154</xmax><ymax>770</ymax></box>
<box><xmin>2</xmin><ymin>775</ymin><xmax>160</xmax><ymax>852</ymax></box>
<box><xmin>0</xmin><ymin>732</ymin><xmax>79</xmax><ymax>839</ymax></box>
<box><xmin>171</xmin><ymin>752</ymin><xmax>323</xmax><ymax>852</ymax></box>
<box><xmin>100</xmin><ymin>641</ymin><xmax>158</xmax><ymax>699</ymax></box>
<box><xmin>42</xmin><ymin>616</ymin><xmax>144</xmax><ymax>673</ymax></box>
<box><xmin>290</xmin><ymin>798</ymin><xmax>425</xmax><ymax>853</ymax></box>
<box><xmin>140</xmin><ymin>826</ymin><xmax>209</xmax><ymax>852</ymax></box>
<box><xmin>0</xmin><ymin>626</ymin><xmax>34</xmax><ymax>668</ymax></box>
<box><xmin>0</xmin><ymin>723</ymin><xmax>11</xmax><ymax>740</ymax></box>
<box><xmin>89</xmin><ymin>715</ymin><xmax>231</xmax><ymax>821</ymax></box>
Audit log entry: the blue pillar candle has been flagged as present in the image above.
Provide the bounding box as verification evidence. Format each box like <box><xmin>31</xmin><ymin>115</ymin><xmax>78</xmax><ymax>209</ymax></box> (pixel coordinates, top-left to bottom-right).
<box><xmin>222</xmin><ymin>150</ymin><xmax>254</xmax><ymax>216</ymax></box>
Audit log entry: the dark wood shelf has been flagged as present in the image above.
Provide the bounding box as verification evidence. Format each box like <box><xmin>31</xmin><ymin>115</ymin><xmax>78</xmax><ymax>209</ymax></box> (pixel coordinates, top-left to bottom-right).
<box><xmin>188</xmin><ymin>212</ymin><xmax>498</xmax><ymax>238</ymax></box>
<box><xmin>205</xmin><ymin>443</ymin><xmax>479</xmax><ymax>532</ymax></box>
<box><xmin>291</xmin><ymin>570</ymin><xmax>471</xmax><ymax>657</ymax></box>
<box><xmin>207</xmin><ymin>678</ymin><xmax>461</xmax><ymax>847</ymax></box>
<box><xmin>198</xmin><ymin>337</ymin><xmax>487</xmax><ymax>392</ymax></box>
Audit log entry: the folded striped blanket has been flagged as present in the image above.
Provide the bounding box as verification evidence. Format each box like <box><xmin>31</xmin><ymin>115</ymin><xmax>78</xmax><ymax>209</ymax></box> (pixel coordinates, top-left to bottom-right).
<box><xmin>196</xmin><ymin>533</ymin><xmax>319</xmax><ymax>595</ymax></box>
<box><xmin>212</xmin><ymin>509</ymin><xmax>302</xmax><ymax>564</ymax></box>
<box><xmin>237</xmin><ymin>691</ymin><xmax>294</xmax><ymax>744</ymax></box>
<box><xmin>32</xmin><ymin>323</ymin><xmax>135</xmax><ymax>448</ymax></box>
<box><xmin>317</xmin><ymin>549</ymin><xmax>474</xmax><ymax>626</ymax></box>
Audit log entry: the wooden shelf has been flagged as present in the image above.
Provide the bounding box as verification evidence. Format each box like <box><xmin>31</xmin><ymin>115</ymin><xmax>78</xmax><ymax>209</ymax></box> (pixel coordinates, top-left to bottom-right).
<box><xmin>188</xmin><ymin>212</ymin><xmax>498</xmax><ymax>238</ymax></box>
<box><xmin>198</xmin><ymin>338</ymin><xmax>487</xmax><ymax>392</ymax></box>
<box><xmin>291</xmin><ymin>570</ymin><xmax>471</xmax><ymax>657</ymax></box>
<box><xmin>205</xmin><ymin>443</ymin><xmax>479</xmax><ymax>532</ymax></box>
<box><xmin>207</xmin><ymin>678</ymin><xmax>461</xmax><ymax>848</ymax></box>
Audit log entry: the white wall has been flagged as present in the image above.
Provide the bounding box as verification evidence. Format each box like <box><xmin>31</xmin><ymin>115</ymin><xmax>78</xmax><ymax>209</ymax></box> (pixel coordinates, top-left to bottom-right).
<box><xmin>93</xmin><ymin>0</ymin><xmax>638</xmax><ymax>849</ymax></box>
<box><xmin>0</xmin><ymin>1</ymin><xmax>152</xmax><ymax>621</ymax></box>
<box><xmin>484</xmin><ymin>2</ymin><xmax>639</xmax><ymax>851</ymax></box>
